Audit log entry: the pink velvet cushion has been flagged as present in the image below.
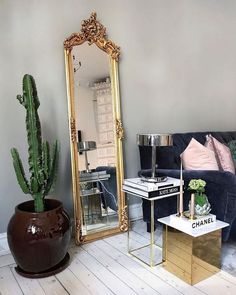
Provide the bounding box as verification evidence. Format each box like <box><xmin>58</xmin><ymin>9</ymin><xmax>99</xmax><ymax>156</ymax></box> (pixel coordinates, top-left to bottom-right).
<box><xmin>181</xmin><ymin>138</ymin><xmax>219</xmax><ymax>170</ymax></box>
<box><xmin>205</xmin><ymin>134</ymin><xmax>235</xmax><ymax>174</ymax></box>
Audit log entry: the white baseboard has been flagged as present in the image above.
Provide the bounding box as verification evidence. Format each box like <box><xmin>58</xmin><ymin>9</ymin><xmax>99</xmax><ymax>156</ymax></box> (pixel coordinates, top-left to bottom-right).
<box><xmin>0</xmin><ymin>233</ymin><xmax>10</xmax><ymax>256</ymax></box>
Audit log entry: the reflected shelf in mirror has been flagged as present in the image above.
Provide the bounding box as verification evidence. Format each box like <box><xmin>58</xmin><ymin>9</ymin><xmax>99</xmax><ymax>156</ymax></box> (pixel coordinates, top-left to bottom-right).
<box><xmin>79</xmin><ymin>170</ymin><xmax>119</xmax><ymax>235</ymax></box>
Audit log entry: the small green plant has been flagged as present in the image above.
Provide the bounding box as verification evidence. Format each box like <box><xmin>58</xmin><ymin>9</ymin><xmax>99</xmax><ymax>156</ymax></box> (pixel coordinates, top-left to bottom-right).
<box><xmin>11</xmin><ymin>74</ymin><xmax>59</xmax><ymax>212</ymax></box>
<box><xmin>188</xmin><ymin>179</ymin><xmax>207</xmax><ymax>206</ymax></box>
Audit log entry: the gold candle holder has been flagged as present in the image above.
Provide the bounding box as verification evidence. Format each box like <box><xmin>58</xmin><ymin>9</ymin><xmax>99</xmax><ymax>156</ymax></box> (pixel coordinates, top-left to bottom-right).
<box><xmin>190</xmin><ymin>193</ymin><xmax>195</xmax><ymax>220</ymax></box>
<box><xmin>177</xmin><ymin>159</ymin><xmax>184</xmax><ymax>217</ymax></box>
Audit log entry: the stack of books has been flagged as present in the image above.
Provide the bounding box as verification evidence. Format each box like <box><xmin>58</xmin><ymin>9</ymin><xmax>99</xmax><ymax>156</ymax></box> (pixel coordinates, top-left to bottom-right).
<box><xmin>123</xmin><ymin>177</ymin><xmax>183</xmax><ymax>198</ymax></box>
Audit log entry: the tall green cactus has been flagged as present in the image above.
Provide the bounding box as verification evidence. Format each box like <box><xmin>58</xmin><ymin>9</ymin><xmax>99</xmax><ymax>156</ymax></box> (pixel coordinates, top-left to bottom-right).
<box><xmin>11</xmin><ymin>74</ymin><xmax>59</xmax><ymax>212</ymax></box>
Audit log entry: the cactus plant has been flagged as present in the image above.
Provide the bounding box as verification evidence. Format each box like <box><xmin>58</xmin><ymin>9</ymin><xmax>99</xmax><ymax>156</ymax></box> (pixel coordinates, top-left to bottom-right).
<box><xmin>11</xmin><ymin>74</ymin><xmax>59</xmax><ymax>212</ymax></box>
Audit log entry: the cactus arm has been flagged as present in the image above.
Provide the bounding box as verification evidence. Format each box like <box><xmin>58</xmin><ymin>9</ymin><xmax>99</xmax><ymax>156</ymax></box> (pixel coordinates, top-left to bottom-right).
<box><xmin>45</xmin><ymin>140</ymin><xmax>59</xmax><ymax>195</ymax></box>
<box><xmin>16</xmin><ymin>94</ymin><xmax>26</xmax><ymax>107</ymax></box>
<box><xmin>30</xmin><ymin>176</ymin><xmax>39</xmax><ymax>193</ymax></box>
<box><xmin>42</xmin><ymin>141</ymin><xmax>50</xmax><ymax>179</ymax></box>
<box><xmin>22</xmin><ymin>75</ymin><xmax>44</xmax><ymax>186</ymax></box>
<box><xmin>11</xmin><ymin>148</ymin><xmax>30</xmax><ymax>194</ymax></box>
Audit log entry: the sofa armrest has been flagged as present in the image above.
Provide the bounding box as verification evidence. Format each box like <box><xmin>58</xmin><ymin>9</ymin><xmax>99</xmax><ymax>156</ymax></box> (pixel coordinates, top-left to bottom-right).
<box><xmin>139</xmin><ymin>169</ymin><xmax>236</xmax><ymax>241</ymax></box>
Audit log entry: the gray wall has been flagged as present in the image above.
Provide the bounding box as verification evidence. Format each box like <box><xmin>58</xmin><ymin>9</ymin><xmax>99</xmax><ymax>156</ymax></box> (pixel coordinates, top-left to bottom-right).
<box><xmin>1</xmin><ymin>0</ymin><xmax>236</xmax><ymax>232</ymax></box>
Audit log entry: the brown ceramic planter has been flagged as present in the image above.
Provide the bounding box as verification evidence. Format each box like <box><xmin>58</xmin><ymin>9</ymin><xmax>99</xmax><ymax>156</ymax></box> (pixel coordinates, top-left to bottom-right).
<box><xmin>7</xmin><ymin>199</ymin><xmax>71</xmax><ymax>277</ymax></box>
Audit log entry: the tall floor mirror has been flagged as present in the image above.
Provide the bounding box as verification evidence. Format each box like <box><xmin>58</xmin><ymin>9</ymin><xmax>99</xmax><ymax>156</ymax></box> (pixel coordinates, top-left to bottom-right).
<box><xmin>64</xmin><ymin>12</ymin><xmax>127</xmax><ymax>244</ymax></box>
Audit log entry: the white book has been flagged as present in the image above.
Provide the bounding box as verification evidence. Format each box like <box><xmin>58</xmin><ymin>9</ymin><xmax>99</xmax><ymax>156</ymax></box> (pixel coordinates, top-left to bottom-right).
<box><xmin>122</xmin><ymin>184</ymin><xmax>181</xmax><ymax>199</ymax></box>
<box><xmin>123</xmin><ymin>177</ymin><xmax>182</xmax><ymax>192</ymax></box>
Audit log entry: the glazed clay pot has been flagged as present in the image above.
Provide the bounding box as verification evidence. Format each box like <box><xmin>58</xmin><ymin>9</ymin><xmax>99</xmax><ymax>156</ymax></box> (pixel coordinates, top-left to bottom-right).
<box><xmin>7</xmin><ymin>199</ymin><xmax>71</xmax><ymax>275</ymax></box>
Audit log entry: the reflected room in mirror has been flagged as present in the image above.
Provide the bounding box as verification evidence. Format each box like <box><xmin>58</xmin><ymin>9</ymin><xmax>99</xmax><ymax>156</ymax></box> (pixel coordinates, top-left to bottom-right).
<box><xmin>73</xmin><ymin>43</ymin><xmax>119</xmax><ymax>235</ymax></box>
<box><xmin>64</xmin><ymin>12</ymin><xmax>127</xmax><ymax>244</ymax></box>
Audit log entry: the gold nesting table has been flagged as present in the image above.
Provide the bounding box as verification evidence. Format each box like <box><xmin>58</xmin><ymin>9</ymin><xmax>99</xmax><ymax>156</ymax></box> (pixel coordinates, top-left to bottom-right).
<box><xmin>123</xmin><ymin>177</ymin><xmax>182</xmax><ymax>267</ymax></box>
<box><xmin>123</xmin><ymin>188</ymin><xmax>180</xmax><ymax>267</ymax></box>
<box><xmin>158</xmin><ymin>215</ymin><xmax>229</xmax><ymax>285</ymax></box>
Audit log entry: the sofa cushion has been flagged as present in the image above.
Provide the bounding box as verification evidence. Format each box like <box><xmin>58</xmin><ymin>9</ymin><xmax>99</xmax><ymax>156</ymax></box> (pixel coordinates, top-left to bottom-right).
<box><xmin>228</xmin><ymin>140</ymin><xmax>236</xmax><ymax>168</ymax></box>
<box><xmin>205</xmin><ymin>134</ymin><xmax>235</xmax><ymax>174</ymax></box>
<box><xmin>170</xmin><ymin>131</ymin><xmax>236</xmax><ymax>169</ymax></box>
<box><xmin>181</xmin><ymin>138</ymin><xmax>219</xmax><ymax>170</ymax></box>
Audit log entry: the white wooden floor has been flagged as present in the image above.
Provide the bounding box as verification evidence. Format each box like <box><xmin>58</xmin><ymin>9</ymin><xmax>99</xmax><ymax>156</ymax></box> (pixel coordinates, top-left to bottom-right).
<box><xmin>1</xmin><ymin>229</ymin><xmax>236</xmax><ymax>295</ymax></box>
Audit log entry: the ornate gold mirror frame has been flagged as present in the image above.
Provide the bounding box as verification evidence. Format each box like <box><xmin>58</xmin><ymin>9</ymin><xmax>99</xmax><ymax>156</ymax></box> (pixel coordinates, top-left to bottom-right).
<box><xmin>64</xmin><ymin>12</ymin><xmax>127</xmax><ymax>244</ymax></box>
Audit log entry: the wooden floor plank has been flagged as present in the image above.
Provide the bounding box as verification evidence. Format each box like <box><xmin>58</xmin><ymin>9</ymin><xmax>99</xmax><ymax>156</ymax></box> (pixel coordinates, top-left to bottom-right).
<box><xmin>68</xmin><ymin>257</ymin><xmax>115</xmax><ymax>295</ymax></box>
<box><xmin>0</xmin><ymin>266</ymin><xmax>23</xmax><ymax>295</ymax></box>
<box><xmin>11</xmin><ymin>266</ymin><xmax>46</xmax><ymax>295</ymax></box>
<box><xmin>70</xmin><ymin>247</ymin><xmax>137</xmax><ymax>295</ymax></box>
<box><xmin>93</xmin><ymin>238</ymin><xmax>181</xmax><ymax>295</ymax></box>
<box><xmin>0</xmin><ymin>253</ymin><xmax>15</xmax><ymax>268</ymax></box>
<box><xmin>56</xmin><ymin>268</ymin><xmax>92</xmax><ymax>295</ymax></box>
<box><xmin>104</xmin><ymin>234</ymin><xmax>205</xmax><ymax>295</ymax></box>
<box><xmin>217</xmin><ymin>270</ymin><xmax>236</xmax><ymax>286</ymax></box>
<box><xmin>82</xmin><ymin>242</ymin><xmax>160</xmax><ymax>295</ymax></box>
<box><xmin>0</xmin><ymin>231</ymin><xmax>235</xmax><ymax>295</ymax></box>
<box><xmin>195</xmin><ymin>274</ymin><xmax>236</xmax><ymax>295</ymax></box>
<box><xmin>38</xmin><ymin>276</ymin><xmax>69</xmax><ymax>295</ymax></box>
<box><xmin>151</xmin><ymin>266</ymin><xmax>206</xmax><ymax>295</ymax></box>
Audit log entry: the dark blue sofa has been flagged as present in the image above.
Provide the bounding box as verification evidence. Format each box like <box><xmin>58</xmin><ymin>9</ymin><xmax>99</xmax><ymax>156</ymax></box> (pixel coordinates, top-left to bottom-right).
<box><xmin>139</xmin><ymin>131</ymin><xmax>236</xmax><ymax>241</ymax></box>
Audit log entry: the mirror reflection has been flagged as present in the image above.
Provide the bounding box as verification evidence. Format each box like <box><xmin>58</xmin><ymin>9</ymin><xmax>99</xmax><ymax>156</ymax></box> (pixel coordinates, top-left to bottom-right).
<box><xmin>72</xmin><ymin>43</ymin><xmax>119</xmax><ymax>235</ymax></box>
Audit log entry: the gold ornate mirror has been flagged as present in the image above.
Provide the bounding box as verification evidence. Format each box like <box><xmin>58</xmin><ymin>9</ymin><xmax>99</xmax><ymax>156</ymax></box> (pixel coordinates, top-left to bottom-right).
<box><xmin>64</xmin><ymin>12</ymin><xmax>127</xmax><ymax>244</ymax></box>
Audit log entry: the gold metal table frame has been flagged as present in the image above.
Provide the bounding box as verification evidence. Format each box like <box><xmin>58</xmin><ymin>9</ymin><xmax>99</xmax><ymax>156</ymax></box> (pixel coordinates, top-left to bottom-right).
<box><xmin>125</xmin><ymin>192</ymin><xmax>179</xmax><ymax>267</ymax></box>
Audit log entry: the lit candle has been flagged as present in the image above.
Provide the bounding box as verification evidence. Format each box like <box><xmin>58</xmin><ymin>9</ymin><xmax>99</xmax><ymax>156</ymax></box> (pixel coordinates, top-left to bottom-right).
<box><xmin>190</xmin><ymin>193</ymin><xmax>195</xmax><ymax>219</ymax></box>
<box><xmin>179</xmin><ymin>159</ymin><xmax>183</xmax><ymax>215</ymax></box>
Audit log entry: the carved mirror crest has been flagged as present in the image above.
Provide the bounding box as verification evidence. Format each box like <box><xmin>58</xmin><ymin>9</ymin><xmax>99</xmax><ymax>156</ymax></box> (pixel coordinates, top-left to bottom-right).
<box><xmin>64</xmin><ymin>12</ymin><xmax>127</xmax><ymax>244</ymax></box>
